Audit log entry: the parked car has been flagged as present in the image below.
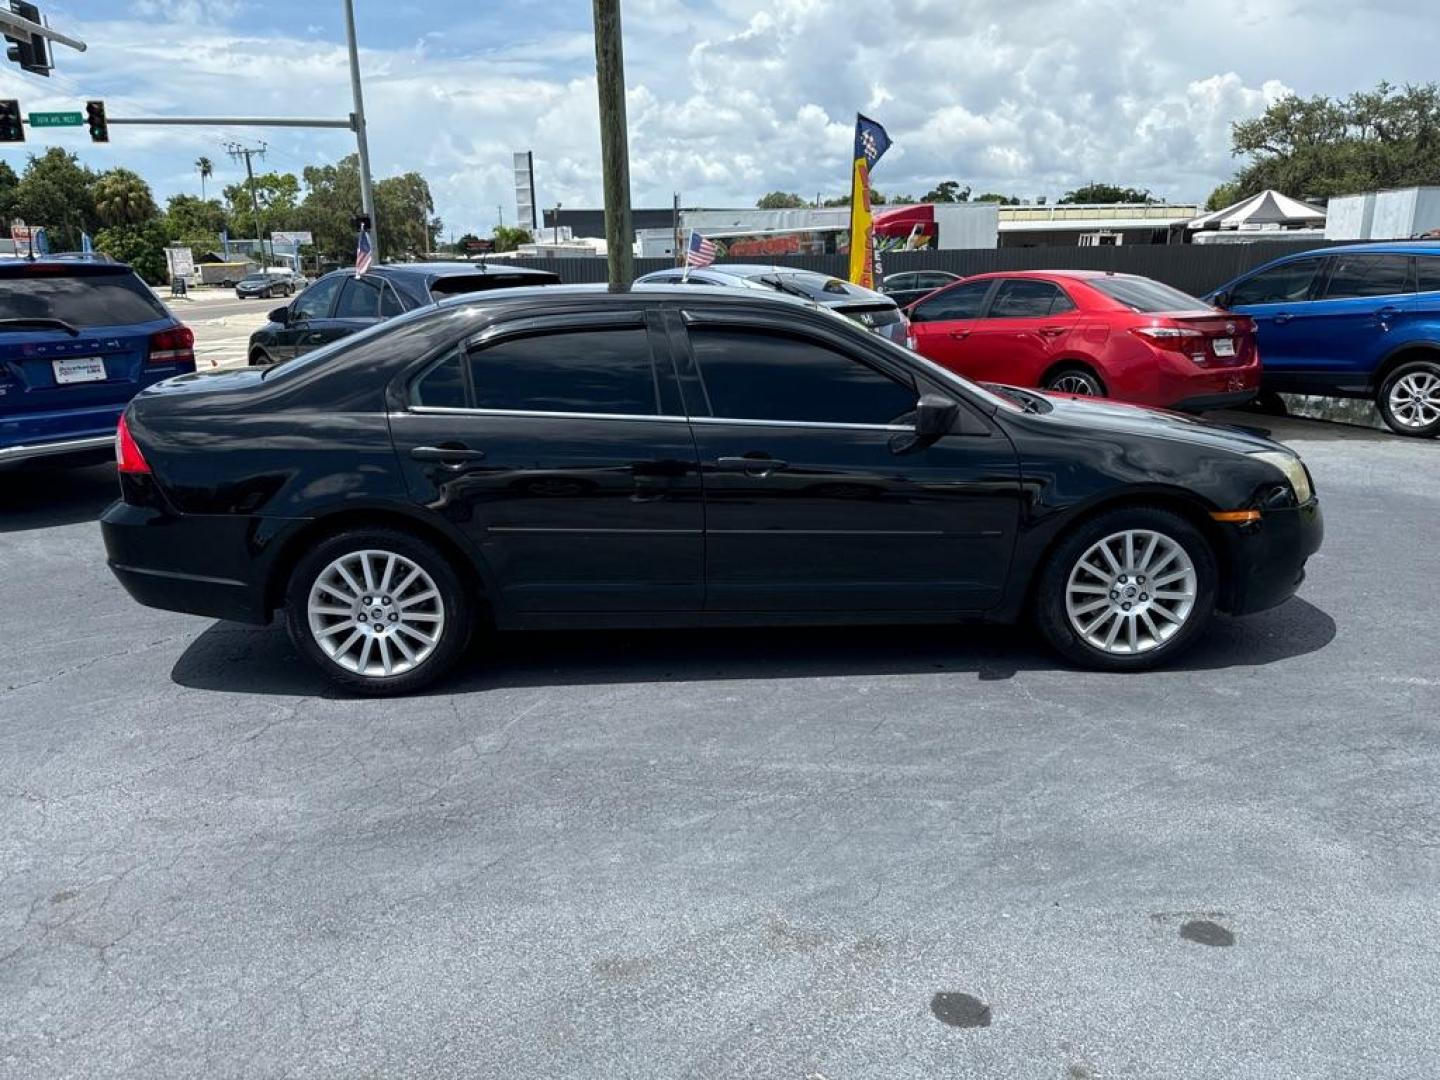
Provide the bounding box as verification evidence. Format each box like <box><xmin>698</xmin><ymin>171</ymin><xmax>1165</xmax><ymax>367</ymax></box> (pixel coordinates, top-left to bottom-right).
<box><xmin>634</xmin><ymin>264</ymin><xmax>910</xmax><ymax>345</ymax></box>
<box><xmin>1</xmin><ymin>258</ymin><xmax>194</xmax><ymax>468</ymax></box>
<box><xmin>1207</xmin><ymin>242</ymin><xmax>1440</xmax><ymax>437</ymax></box>
<box><xmin>235</xmin><ymin>271</ymin><xmax>296</xmax><ymax>300</ymax></box>
<box><xmin>247</xmin><ymin>261</ymin><xmax>562</xmax><ymax>366</ymax></box>
<box><xmin>907</xmin><ymin>270</ymin><xmax>1259</xmax><ymax>412</ymax></box>
<box><xmin>882</xmin><ymin>269</ymin><xmax>962</xmax><ymax>308</ymax></box>
<box><xmin>103</xmin><ymin>284</ymin><xmax>1321</xmax><ymax>694</ymax></box>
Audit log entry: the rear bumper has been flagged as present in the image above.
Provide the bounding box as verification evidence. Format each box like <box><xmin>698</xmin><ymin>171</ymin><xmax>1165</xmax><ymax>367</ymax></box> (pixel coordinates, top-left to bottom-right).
<box><xmin>1172</xmin><ymin>389</ymin><xmax>1259</xmax><ymax>413</ymax></box>
<box><xmin>101</xmin><ymin>501</ymin><xmax>277</xmax><ymax>624</ymax></box>
<box><xmin>1219</xmin><ymin>499</ymin><xmax>1324</xmax><ymax>616</ymax></box>
<box><xmin>0</xmin><ymin>433</ymin><xmax>115</xmax><ymax>466</ymax></box>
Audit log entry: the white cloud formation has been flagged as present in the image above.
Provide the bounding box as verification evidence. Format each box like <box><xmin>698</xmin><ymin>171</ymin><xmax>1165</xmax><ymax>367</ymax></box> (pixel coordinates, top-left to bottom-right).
<box><xmin>0</xmin><ymin>0</ymin><xmax>1432</xmax><ymax>238</ymax></box>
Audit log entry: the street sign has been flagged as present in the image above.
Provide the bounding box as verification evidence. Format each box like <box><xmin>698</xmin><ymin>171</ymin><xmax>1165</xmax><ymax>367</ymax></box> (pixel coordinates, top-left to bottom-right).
<box><xmin>463</xmin><ymin>238</ymin><xmax>494</xmax><ymax>254</ymax></box>
<box><xmin>271</xmin><ymin>230</ymin><xmax>313</xmax><ymax>246</ymax></box>
<box><xmin>27</xmin><ymin>110</ymin><xmax>81</xmax><ymax>127</ymax></box>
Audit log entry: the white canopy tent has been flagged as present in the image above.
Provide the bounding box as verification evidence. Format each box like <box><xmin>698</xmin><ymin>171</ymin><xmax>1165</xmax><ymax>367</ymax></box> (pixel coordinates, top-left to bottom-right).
<box><xmin>1188</xmin><ymin>190</ymin><xmax>1326</xmax><ymax>232</ymax></box>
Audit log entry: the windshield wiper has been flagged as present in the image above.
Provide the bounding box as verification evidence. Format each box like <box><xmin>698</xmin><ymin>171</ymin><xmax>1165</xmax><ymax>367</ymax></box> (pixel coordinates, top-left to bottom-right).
<box><xmin>757</xmin><ymin>275</ymin><xmax>811</xmax><ymax>300</ymax></box>
<box><xmin>0</xmin><ymin>317</ymin><xmax>82</xmax><ymax>337</ymax></box>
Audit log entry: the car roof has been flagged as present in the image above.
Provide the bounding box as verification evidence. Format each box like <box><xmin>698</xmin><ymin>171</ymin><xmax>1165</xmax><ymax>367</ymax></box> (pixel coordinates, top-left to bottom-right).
<box><xmin>1267</xmin><ymin>241</ymin><xmax>1440</xmax><ymax>258</ymax></box>
<box><xmin>0</xmin><ymin>256</ymin><xmax>133</xmax><ymax>276</ymax></box>
<box><xmin>374</xmin><ymin>261</ymin><xmax>557</xmax><ymax>279</ymax></box>
<box><xmin>433</xmin><ymin>281</ymin><xmax>827</xmax><ymax>314</ymax></box>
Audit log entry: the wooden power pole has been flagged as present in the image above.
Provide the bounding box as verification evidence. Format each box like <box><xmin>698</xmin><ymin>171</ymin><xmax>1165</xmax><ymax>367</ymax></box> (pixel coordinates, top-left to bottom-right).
<box><xmin>592</xmin><ymin>0</ymin><xmax>634</xmax><ymax>291</ymax></box>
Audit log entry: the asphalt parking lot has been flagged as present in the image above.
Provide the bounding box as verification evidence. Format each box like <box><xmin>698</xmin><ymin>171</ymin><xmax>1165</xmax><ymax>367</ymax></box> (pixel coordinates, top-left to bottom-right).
<box><xmin>1</xmin><ymin>413</ymin><xmax>1437</xmax><ymax>1079</ymax></box>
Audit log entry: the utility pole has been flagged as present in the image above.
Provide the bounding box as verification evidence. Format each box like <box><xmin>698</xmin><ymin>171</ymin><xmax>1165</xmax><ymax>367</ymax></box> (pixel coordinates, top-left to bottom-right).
<box><xmin>343</xmin><ymin>0</ymin><xmax>378</xmax><ymax>257</ymax></box>
<box><xmin>553</xmin><ymin>202</ymin><xmax>562</xmax><ymax>245</ymax></box>
<box><xmin>672</xmin><ymin>191</ymin><xmax>680</xmax><ymax>266</ymax></box>
<box><xmin>591</xmin><ymin>0</ymin><xmax>634</xmax><ymax>291</ymax></box>
<box><xmin>225</xmin><ymin>141</ymin><xmax>267</xmax><ymax>262</ymax></box>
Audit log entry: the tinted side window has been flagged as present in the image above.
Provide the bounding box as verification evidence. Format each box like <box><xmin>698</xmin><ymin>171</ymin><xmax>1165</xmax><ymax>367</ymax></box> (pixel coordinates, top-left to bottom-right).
<box><xmin>410</xmin><ymin>350</ymin><xmax>467</xmax><ymax>408</ymax></box>
<box><xmin>292</xmin><ymin>275</ymin><xmax>343</xmax><ymax>320</ymax></box>
<box><xmin>689</xmin><ymin>328</ymin><xmax>915</xmax><ymax>426</ymax></box>
<box><xmin>920</xmin><ymin>273</ymin><xmax>956</xmax><ymax>289</ymax></box>
<box><xmin>1323</xmin><ymin>254</ymin><xmax>1412</xmax><ymax>299</ymax></box>
<box><xmin>914</xmin><ymin>281</ymin><xmax>991</xmax><ymax>322</ymax></box>
<box><xmin>1417</xmin><ymin>256</ymin><xmax>1440</xmax><ymax>294</ymax></box>
<box><xmin>334</xmin><ymin>278</ymin><xmax>382</xmax><ymax>318</ymax></box>
<box><xmin>1228</xmin><ymin>258</ymin><xmax>1323</xmax><ymax>306</ymax></box>
<box><xmin>990</xmin><ymin>279</ymin><xmax>1073</xmax><ymax>318</ymax></box>
<box><xmin>468</xmin><ymin>327</ymin><xmax>658</xmax><ymax>415</ymax></box>
<box><xmin>380</xmin><ymin>284</ymin><xmax>405</xmax><ymax>318</ymax></box>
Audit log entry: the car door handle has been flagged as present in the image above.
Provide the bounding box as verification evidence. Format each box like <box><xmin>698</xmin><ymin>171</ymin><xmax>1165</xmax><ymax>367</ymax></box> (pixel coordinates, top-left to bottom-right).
<box><xmin>948</xmin><ymin>330</ymin><xmax>971</xmax><ymax>340</ymax></box>
<box><xmin>1271</xmin><ymin>313</ymin><xmax>1293</xmax><ymax>324</ymax></box>
<box><xmin>716</xmin><ymin>455</ymin><xmax>788</xmax><ymax>476</ymax></box>
<box><xmin>1038</xmin><ymin>326</ymin><xmax>1067</xmax><ymax>337</ymax></box>
<box><xmin>411</xmin><ymin>445</ymin><xmax>487</xmax><ymax>466</ymax></box>
<box><xmin>1376</xmin><ymin>305</ymin><xmax>1401</xmax><ymax>319</ymax></box>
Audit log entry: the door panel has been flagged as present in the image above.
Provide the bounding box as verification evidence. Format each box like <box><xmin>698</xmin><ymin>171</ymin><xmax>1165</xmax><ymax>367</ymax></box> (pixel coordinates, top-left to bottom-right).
<box><xmin>960</xmin><ymin>279</ymin><xmax>1080</xmax><ymax>384</ymax></box>
<box><xmin>389</xmin><ymin>320</ymin><xmax>703</xmax><ymax>613</ymax></box>
<box><xmin>908</xmin><ymin>280</ymin><xmax>995</xmax><ymax>372</ymax></box>
<box><xmin>679</xmin><ymin>321</ymin><xmax>1020</xmax><ymax>613</ymax></box>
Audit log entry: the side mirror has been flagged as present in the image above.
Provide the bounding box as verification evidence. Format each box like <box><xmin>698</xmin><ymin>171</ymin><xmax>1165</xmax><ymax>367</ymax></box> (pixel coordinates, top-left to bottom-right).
<box><xmin>914</xmin><ymin>393</ymin><xmax>960</xmax><ymax>438</ymax></box>
<box><xmin>1212</xmin><ymin>291</ymin><xmax>1232</xmax><ymax>310</ymax></box>
<box><xmin>268</xmin><ymin>305</ymin><xmax>291</xmax><ymax>325</ymax></box>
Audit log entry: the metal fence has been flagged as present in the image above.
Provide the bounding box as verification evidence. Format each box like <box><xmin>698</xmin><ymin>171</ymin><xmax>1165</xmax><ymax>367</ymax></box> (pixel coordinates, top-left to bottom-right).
<box><xmin>513</xmin><ymin>241</ymin><xmax>1343</xmax><ymax>298</ymax></box>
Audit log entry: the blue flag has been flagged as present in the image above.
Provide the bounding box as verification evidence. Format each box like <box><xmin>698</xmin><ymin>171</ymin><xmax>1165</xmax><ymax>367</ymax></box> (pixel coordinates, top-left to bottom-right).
<box><xmin>854</xmin><ymin>114</ymin><xmax>892</xmax><ymax>169</ymax></box>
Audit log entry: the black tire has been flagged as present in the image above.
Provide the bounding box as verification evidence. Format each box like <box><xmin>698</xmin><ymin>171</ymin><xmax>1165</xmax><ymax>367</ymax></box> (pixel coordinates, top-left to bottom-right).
<box><xmin>1377</xmin><ymin>359</ymin><xmax>1440</xmax><ymax>438</ymax></box>
<box><xmin>1044</xmin><ymin>365</ymin><xmax>1106</xmax><ymax>397</ymax></box>
<box><xmin>1033</xmin><ymin>505</ymin><xmax>1218</xmax><ymax>672</ymax></box>
<box><xmin>1248</xmin><ymin>389</ymin><xmax>1289</xmax><ymax>417</ymax></box>
<box><xmin>248</xmin><ymin>348</ymin><xmax>272</xmax><ymax>367</ymax></box>
<box><xmin>284</xmin><ymin>527</ymin><xmax>474</xmax><ymax>695</ymax></box>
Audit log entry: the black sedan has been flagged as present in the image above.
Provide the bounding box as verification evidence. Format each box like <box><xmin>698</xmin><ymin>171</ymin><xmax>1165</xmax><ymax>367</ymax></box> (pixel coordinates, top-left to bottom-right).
<box><xmin>102</xmin><ymin>284</ymin><xmax>1323</xmax><ymax>695</ymax></box>
<box><xmin>882</xmin><ymin>269</ymin><xmax>962</xmax><ymax>308</ymax></box>
<box><xmin>246</xmin><ymin>261</ymin><xmax>561</xmax><ymax>367</ymax></box>
<box><xmin>234</xmin><ymin>272</ymin><xmax>294</xmax><ymax>300</ymax></box>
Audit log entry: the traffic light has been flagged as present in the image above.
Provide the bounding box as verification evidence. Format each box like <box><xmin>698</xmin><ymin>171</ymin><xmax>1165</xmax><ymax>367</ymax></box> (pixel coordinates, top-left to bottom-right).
<box><xmin>0</xmin><ymin>98</ymin><xmax>22</xmax><ymax>142</ymax></box>
<box><xmin>4</xmin><ymin>2</ymin><xmax>52</xmax><ymax>76</ymax></box>
<box><xmin>85</xmin><ymin>98</ymin><xmax>106</xmax><ymax>143</ymax></box>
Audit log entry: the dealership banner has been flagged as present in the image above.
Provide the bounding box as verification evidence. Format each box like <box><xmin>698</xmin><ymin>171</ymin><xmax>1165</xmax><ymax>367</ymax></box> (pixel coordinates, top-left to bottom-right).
<box><xmin>846</xmin><ymin>114</ymin><xmax>891</xmax><ymax>288</ymax></box>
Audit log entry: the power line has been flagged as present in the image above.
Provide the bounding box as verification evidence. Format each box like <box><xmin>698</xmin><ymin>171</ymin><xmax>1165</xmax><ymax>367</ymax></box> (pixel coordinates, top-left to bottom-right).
<box><xmin>225</xmin><ymin>140</ymin><xmax>267</xmax><ymax>256</ymax></box>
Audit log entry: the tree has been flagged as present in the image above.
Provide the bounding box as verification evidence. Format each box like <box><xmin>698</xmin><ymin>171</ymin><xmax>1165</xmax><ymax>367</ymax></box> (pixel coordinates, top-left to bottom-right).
<box><xmin>1224</xmin><ymin>81</ymin><xmax>1440</xmax><ymax>201</ymax></box>
<box><xmin>491</xmin><ymin>225</ymin><xmax>532</xmax><ymax>253</ymax></box>
<box><xmin>164</xmin><ymin>194</ymin><xmax>227</xmax><ymax>253</ymax></box>
<box><xmin>756</xmin><ymin>191</ymin><xmax>808</xmax><ymax>209</ymax></box>
<box><xmin>0</xmin><ymin>160</ymin><xmax>18</xmax><ymax>228</ymax></box>
<box><xmin>224</xmin><ymin>171</ymin><xmax>300</xmax><ymax>241</ymax></box>
<box><xmin>974</xmin><ymin>192</ymin><xmax>1022</xmax><ymax>205</ymax></box>
<box><xmin>13</xmin><ymin>148</ymin><xmax>96</xmax><ymax>250</ymax></box>
<box><xmin>1205</xmin><ymin>181</ymin><xmax>1242</xmax><ymax>211</ymax></box>
<box><xmin>299</xmin><ymin>156</ymin><xmax>365</xmax><ymax>259</ymax></box>
<box><xmin>94</xmin><ymin>220</ymin><xmax>171</xmax><ymax>284</ymax></box>
<box><xmin>92</xmin><ymin>168</ymin><xmax>159</xmax><ymax>227</ymax></box>
<box><xmin>1059</xmin><ymin>183</ymin><xmax>1154</xmax><ymax>204</ymax></box>
<box><xmin>376</xmin><ymin>171</ymin><xmax>438</xmax><ymax>256</ymax></box>
<box><xmin>922</xmin><ymin>180</ymin><xmax>970</xmax><ymax>203</ymax></box>
<box><xmin>196</xmin><ymin>156</ymin><xmax>214</xmax><ymax>201</ymax></box>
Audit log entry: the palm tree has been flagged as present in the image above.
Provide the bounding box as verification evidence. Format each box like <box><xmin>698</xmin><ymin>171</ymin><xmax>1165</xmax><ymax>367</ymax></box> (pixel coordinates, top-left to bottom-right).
<box><xmin>92</xmin><ymin>168</ymin><xmax>158</xmax><ymax>227</ymax></box>
<box><xmin>196</xmin><ymin>156</ymin><xmax>214</xmax><ymax>201</ymax></box>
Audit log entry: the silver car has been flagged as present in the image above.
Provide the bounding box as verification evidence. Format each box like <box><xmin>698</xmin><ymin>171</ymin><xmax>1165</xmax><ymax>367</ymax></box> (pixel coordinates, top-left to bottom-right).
<box><xmin>635</xmin><ymin>264</ymin><xmax>911</xmax><ymax>345</ymax></box>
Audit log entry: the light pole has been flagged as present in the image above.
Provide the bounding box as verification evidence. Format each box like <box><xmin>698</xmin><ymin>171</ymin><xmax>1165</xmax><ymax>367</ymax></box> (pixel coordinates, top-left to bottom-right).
<box><xmin>343</xmin><ymin>0</ymin><xmax>378</xmax><ymax>257</ymax></box>
<box><xmin>591</xmin><ymin>0</ymin><xmax>634</xmax><ymax>291</ymax></box>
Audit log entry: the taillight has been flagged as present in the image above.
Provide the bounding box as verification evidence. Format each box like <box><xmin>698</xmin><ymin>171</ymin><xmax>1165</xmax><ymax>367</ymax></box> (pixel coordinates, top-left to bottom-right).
<box><xmin>116</xmin><ymin>414</ymin><xmax>151</xmax><ymax>474</ymax></box>
<box><xmin>149</xmin><ymin>325</ymin><xmax>195</xmax><ymax>365</ymax></box>
<box><xmin>1131</xmin><ymin>325</ymin><xmax>1209</xmax><ymax>365</ymax></box>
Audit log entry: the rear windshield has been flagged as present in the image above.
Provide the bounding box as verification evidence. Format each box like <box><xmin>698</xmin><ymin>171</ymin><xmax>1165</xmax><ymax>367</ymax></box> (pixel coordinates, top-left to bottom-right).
<box><xmin>0</xmin><ymin>270</ymin><xmax>169</xmax><ymax>326</ymax></box>
<box><xmin>839</xmin><ymin>303</ymin><xmax>904</xmax><ymax>326</ymax></box>
<box><xmin>1088</xmin><ymin>276</ymin><xmax>1212</xmax><ymax>313</ymax></box>
<box><xmin>428</xmin><ymin>273</ymin><xmax>560</xmax><ymax>298</ymax></box>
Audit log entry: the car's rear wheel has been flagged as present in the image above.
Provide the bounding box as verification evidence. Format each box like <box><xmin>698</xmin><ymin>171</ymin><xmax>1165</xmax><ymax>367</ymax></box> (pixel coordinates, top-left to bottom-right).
<box><xmin>1044</xmin><ymin>365</ymin><xmax>1106</xmax><ymax>397</ymax></box>
<box><xmin>284</xmin><ymin>528</ymin><xmax>473</xmax><ymax>695</ymax></box>
<box><xmin>1034</xmin><ymin>506</ymin><xmax>1217</xmax><ymax>671</ymax></box>
<box><xmin>248</xmin><ymin>348</ymin><xmax>272</xmax><ymax>367</ymax></box>
<box><xmin>1378</xmin><ymin>359</ymin><xmax>1440</xmax><ymax>437</ymax></box>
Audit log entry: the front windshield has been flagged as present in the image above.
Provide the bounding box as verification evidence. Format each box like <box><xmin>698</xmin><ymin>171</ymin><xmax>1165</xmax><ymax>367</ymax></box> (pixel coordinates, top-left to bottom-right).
<box><xmin>241</xmin><ymin>275</ymin><xmax>267</xmax><ymax>284</ymax></box>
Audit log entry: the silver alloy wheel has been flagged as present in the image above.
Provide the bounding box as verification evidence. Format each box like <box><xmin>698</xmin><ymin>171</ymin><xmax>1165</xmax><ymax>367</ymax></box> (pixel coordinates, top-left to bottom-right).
<box><xmin>1064</xmin><ymin>529</ymin><xmax>1197</xmax><ymax>655</ymax></box>
<box><xmin>306</xmin><ymin>549</ymin><xmax>445</xmax><ymax>678</ymax></box>
<box><xmin>1387</xmin><ymin>370</ymin><xmax>1440</xmax><ymax>430</ymax></box>
<box><xmin>1050</xmin><ymin>372</ymin><xmax>1100</xmax><ymax>395</ymax></box>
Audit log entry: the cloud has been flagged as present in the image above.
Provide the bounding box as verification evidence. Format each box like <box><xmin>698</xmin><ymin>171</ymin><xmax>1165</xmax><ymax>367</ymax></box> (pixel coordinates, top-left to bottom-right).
<box><xmin>0</xmin><ymin>0</ymin><xmax>1433</xmax><ymax>238</ymax></box>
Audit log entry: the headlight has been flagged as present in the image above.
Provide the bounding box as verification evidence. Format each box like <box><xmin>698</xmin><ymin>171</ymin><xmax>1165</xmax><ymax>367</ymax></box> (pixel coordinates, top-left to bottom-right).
<box><xmin>1249</xmin><ymin>450</ymin><xmax>1313</xmax><ymax>504</ymax></box>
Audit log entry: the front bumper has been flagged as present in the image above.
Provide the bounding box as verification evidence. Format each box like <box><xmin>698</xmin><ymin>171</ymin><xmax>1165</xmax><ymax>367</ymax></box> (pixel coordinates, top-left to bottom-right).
<box><xmin>1172</xmin><ymin>389</ymin><xmax>1259</xmax><ymax>413</ymax></box>
<box><xmin>1219</xmin><ymin>498</ymin><xmax>1324</xmax><ymax>616</ymax></box>
<box><xmin>101</xmin><ymin>501</ymin><xmax>276</xmax><ymax>624</ymax></box>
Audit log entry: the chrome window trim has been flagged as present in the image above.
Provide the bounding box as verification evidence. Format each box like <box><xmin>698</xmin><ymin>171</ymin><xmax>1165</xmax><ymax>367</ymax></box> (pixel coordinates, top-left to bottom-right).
<box><xmin>407</xmin><ymin>405</ymin><xmax>688</xmax><ymax>423</ymax></box>
<box><xmin>404</xmin><ymin>406</ymin><xmax>911</xmax><ymax>432</ymax></box>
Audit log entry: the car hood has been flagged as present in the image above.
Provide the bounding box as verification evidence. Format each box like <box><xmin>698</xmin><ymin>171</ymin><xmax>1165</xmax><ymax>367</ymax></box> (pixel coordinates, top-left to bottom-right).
<box><xmin>997</xmin><ymin>386</ymin><xmax>1287</xmax><ymax>455</ymax></box>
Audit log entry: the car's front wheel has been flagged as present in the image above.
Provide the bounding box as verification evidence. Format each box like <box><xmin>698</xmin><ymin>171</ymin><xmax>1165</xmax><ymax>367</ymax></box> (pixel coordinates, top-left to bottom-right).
<box><xmin>284</xmin><ymin>528</ymin><xmax>474</xmax><ymax>695</ymax></box>
<box><xmin>1378</xmin><ymin>359</ymin><xmax>1440</xmax><ymax>437</ymax></box>
<box><xmin>1034</xmin><ymin>506</ymin><xmax>1217</xmax><ymax>671</ymax></box>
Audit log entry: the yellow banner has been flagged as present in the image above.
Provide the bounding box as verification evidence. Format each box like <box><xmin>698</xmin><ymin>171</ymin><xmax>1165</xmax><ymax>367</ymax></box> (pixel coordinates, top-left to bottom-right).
<box><xmin>847</xmin><ymin>157</ymin><xmax>874</xmax><ymax>288</ymax></box>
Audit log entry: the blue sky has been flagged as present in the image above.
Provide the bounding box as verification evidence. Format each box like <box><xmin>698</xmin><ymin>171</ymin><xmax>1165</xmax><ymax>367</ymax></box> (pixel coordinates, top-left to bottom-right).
<box><xmin>2</xmin><ymin>0</ymin><xmax>1435</xmax><ymax>239</ymax></box>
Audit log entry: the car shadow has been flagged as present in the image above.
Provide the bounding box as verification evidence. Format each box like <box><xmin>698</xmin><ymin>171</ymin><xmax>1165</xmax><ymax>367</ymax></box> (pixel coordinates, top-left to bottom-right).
<box><xmin>169</xmin><ymin>597</ymin><xmax>1337</xmax><ymax>699</ymax></box>
<box><xmin>0</xmin><ymin>463</ymin><xmax>118</xmax><ymax>533</ymax></box>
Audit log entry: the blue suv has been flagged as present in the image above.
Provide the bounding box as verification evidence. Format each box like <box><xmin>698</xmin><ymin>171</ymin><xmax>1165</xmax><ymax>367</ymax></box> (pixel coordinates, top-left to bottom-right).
<box><xmin>1209</xmin><ymin>242</ymin><xmax>1440</xmax><ymax>436</ymax></box>
<box><xmin>1</xmin><ymin>258</ymin><xmax>195</xmax><ymax>467</ymax></box>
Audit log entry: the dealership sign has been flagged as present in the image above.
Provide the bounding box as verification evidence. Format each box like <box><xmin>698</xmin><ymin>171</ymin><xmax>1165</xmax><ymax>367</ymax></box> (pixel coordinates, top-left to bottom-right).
<box><xmin>270</xmin><ymin>231</ymin><xmax>314</xmax><ymax>246</ymax></box>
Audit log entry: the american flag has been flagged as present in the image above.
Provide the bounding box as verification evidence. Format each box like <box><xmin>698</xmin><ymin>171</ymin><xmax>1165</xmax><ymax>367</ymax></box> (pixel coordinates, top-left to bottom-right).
<box><xmin>685</xmin><ymin>230</ymin><xmax>716</xmax><ymax>268</ymax></box>
<box><xmin>355</xmin><ymin>227</ymin><xmax>373</xmax><ymax>278</ymax></box>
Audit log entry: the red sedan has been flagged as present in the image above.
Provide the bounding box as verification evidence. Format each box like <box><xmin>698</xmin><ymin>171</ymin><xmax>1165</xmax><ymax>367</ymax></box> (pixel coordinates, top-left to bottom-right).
<box><xmin>906</xmin><ymin>270</ymin><xmax>1259</xmax><ymax>411</ymax></box>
